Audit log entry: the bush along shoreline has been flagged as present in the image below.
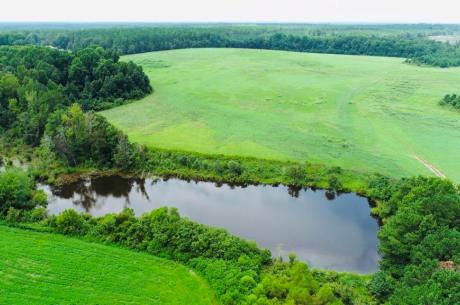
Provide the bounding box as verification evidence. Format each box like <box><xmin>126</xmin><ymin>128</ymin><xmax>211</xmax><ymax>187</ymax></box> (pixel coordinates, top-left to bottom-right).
<box><xmin>31</xmin><ymin>145</ymin><xmax>372</xmax><ymax>194</ymax></box>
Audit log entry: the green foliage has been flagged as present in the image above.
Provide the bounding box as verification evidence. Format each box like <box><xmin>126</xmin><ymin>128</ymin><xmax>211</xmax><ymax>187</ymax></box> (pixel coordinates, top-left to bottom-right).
<box><xmin>387</xmin><ymin>265</ymin><xmax>460</xmax><ymax>305</ymax></box>
<box><xmin>3</xmin><ymin>206</ymin><xmax>48</xmax><ymax>225</ymax></box>
<box><xmin>2</xmin><ymin>24</ymin><xmax>460</xmax><ymax>67</ymax></box>
<box><xmin>55</xmin><ymin>209</ymin><xmax>89</xmax><ymax>235</ymax></box>
<box><xmin>44</xmin><ymin>104</ymin><xmax>121</xmax><ymax>167</ymax></box>
<box><xmin>190</xmin><ymin>257</ymin><xmax>258</xmax><ymax>305</ymax></box>
<box><xmin>5</xmin><ymin>207</ymin><xmax>23</xmax><ymax>224</ymax></box>
<box><xmin>227</xmin><ymin>160</ymin><xmax>244</xmax><ymax>176</ymax></box>
<box><xmin>369</xmin><ymin>271</ymin><xmax>395</xmax><ymax>300</ymax></box>
<box><xmin>113</xmin><ymin>134</ymin><xmax>136</xmax><ymax>170</ymax></box>
<box><xmin>286</xmin><ymin>165</ymin><xmax>307</xmax><ymax>186</ymax></box>
<box><xmin>378</xmin><ymin>178</ymin><xmax>460</xmax><ymax>275</ymax></box>
<box><xmin>0</xmin><ymin>45</ymin><xmax>151</xmax><ymax>146</ymax></box>
<box><xmin>0</xmin><ymin>168</ymin><xmax>45</xmax><ymax>213</ymax></box>
<box><xmin>311</xmin><ymin>270</ymin><xmax>376</xmax><ymax>305</ymax></box>
<box><xmin>440</xmin><ymin>93</ymin><xmax>460</xmax><ymax>110</ymax></box>
<box><xmin>369</xmin><ymin>176</ymin><xmax>460</xmax><ymax>304</ymax></box>
<box><xmin>244</xmin><ymin>259</ymin><xmax>367</xmax><ymax>305</ymax></box>
<box><xmin>327</xmin><ymin>174</ymin><xmax>343</xmax><ymax>191</ymax></box>
<box><xmin>125</xmin><ymin>148</ymin><xmax>364</xmax><ymax>193</ymax></box>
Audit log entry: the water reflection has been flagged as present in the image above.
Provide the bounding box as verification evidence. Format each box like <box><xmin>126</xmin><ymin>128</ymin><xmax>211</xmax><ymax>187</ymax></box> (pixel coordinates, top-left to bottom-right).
<box><xmin>40</xmin><ymin>176</ymin><xmax>380</xmax><ymax>273</ymax></box>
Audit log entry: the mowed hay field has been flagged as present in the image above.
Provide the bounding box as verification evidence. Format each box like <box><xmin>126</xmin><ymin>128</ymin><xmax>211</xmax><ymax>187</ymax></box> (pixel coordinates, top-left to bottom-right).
<box><xmin>102</xmin><ymin>48</ymin><xmax>460</xmax><ymax>181</ymax></box>
<box><xmin>0</xmin><ymin>226</ymin><xmax>217</xmax><ymax>305</ymax></box>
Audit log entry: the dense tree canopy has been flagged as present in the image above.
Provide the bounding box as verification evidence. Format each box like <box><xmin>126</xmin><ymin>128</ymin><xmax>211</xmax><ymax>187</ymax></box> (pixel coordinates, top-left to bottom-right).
<box><xmin>369</xmin><ymin>176</ymin><xmax>460</xmax><ymax>305</ymax></box>
<box><xmin>0</xmin><ymin>45</ymin><xmax>151</xmax><ymax>147</ymax></box>
<box><xmin>1</xmin><ymin>25</ymin><xmax>460</xmax><ymax>67</ymax></box>
<box><xmin>43</xmin><ymin>104</ymin><xmax>121</xmax><ymax>167</ymax></box>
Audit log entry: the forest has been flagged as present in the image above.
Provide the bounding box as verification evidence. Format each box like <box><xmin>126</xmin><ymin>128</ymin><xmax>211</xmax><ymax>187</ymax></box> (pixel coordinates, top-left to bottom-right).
<box><xmin>0</xmin><ymin>45</ymin><xmax>150</xmax><ymax>164</ymax></box>
<box><xmin>1</xmin><ymin>24</ymin><xmax>460</xmax><ymax>67</ymax></box>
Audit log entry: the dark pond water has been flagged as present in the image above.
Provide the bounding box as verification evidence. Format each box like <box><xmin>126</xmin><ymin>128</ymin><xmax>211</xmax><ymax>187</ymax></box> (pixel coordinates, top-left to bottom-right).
<box><xmin>40</xmin><ymin>176</ymin><xmax>380</xmax><ymax>273</ymax></box>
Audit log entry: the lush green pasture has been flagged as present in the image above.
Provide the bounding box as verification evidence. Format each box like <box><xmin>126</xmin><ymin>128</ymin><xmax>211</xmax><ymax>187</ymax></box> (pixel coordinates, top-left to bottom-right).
<box><xmin>0</xmin><ymin>225</ymin><xmax>217</xmax><ymax>305</ymax></box>
<box><xmin>102</xmin><ymin>48</ymin><xmax>460</xmax><ymax>181</ymax></box>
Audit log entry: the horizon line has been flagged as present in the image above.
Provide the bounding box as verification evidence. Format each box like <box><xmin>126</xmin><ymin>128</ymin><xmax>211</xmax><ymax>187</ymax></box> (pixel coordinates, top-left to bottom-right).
<box><xmin>0</xmin><ymin>21</ymin><xmax>459</xmax><ymax>25</ymax></box>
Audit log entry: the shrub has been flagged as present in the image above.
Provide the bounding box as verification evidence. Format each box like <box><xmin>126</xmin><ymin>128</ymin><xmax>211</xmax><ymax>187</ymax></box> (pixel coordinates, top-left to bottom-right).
<box><xmin>286</xmin><ymin>165</ymin><xmax>306</xmax><ymax>185</ymax></box>
<box><xmin>0</xmin><ymin>169</ymin><xmax>44</xmax><ymax>213</ymax></box>
<box><xmin>370</xmin><ymin>271</ymin><xmax>395</xmax><ymax>301</ymax></box>
<box><xmin>227</xmin><ymin>160</ymin><xmax>244</xmax><ymax>176</ymax></box>
<box><xmin>5</xmin><ymin>207</ymin><xmax>23</xmax><ymax>224</ymax></box>
<box><xmin>327</xmin><ymin>174</ymin><xmax>343</xmax><ymax>191</ymax></box>
<box><xmin>28</xmin><ymin>207</ymin><xmax>49</xmax><ymax>222</ymax></box>
<box><xmin>55</xmin><ymin>209</ymin><xmax>88</xmax><ymax>235</ymax></box>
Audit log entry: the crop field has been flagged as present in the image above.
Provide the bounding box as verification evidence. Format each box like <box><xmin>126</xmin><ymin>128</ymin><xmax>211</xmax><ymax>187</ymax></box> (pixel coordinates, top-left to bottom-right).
<box><xmin>0</xmin><ymin>225</ymin><xmax>217</xmax><ymax>305</ymax></box>
<box><xmin>102</xmin><ymin>48</ymin><xmax>460</xmax><ymax>181</ymax></box>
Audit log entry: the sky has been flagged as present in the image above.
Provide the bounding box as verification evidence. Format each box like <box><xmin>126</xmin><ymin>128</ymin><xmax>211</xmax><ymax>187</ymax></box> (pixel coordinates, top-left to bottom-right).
<box><xmin>1</xmin><ymin>0</ymin><xmax>459</xmax><ymax>23</ymax></box>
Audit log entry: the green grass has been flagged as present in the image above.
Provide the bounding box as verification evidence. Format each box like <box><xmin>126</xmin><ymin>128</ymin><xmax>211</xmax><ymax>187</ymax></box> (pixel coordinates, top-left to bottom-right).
<box><xmin>0</xmin><ymin>225</ymin><xmax>218</xmax><ymax>305</ymax></box>
<box><xmin>102</xmin><ymin>48</ymin><xmax>460</xmax><ymax>182</ymax></box>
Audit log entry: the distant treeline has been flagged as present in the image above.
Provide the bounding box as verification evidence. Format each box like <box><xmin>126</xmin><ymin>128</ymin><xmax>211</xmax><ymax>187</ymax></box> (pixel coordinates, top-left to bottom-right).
<box><xmin>440</xmin><ymin>94</ymin><xmax>460</xmax><ymax>110</ymax></box>
<box><xmin>1</xmin><ymin>25</ymin><xmax>460</xmax><ymax>67</ymax></box>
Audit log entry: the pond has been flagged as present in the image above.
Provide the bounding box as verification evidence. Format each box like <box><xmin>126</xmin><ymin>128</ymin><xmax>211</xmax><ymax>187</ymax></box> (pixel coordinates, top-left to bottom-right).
<box><xmin>39</xmin><ymin>175</ymin><xmax>380</xmax><ymax>273</ymax></box>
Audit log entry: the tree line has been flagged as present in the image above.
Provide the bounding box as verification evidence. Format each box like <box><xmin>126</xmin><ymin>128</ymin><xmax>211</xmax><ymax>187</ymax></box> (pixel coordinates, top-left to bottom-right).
<box><xmin>1</xmin><ymin>25</ymin><xmax>460</xmax><ymax>67</ymax></box>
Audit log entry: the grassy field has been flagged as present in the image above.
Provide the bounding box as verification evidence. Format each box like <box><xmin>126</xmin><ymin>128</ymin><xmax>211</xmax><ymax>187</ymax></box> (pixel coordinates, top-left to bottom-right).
<box><xmin>0</xmin><ymin>225</ymin><xmax>217</xmax><ymax>305</ymax></box>
<box><xmin>102</xmin><ymin>48</ymin><xmax>460</xmax><ymax>182</ymax></box>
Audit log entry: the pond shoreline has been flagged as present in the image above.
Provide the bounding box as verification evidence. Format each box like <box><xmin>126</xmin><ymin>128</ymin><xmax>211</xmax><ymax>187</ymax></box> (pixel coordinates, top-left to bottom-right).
<box><xmin>41</xmin><ymin>173</ymin><xmax>381</xmax><ymax>273</ymax></box>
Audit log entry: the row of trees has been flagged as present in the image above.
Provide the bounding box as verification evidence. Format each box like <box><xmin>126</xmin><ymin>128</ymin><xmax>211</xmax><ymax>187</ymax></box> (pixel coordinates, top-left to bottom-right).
<box><xmin>1</xmin><ymin>26</ymin><xmax>460</xmax><ymax>67</ymax></box>
<box><xmin>368</xmin><ymin>176</ymin><xmax>460</xmax><ymax>305</ymax></box>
